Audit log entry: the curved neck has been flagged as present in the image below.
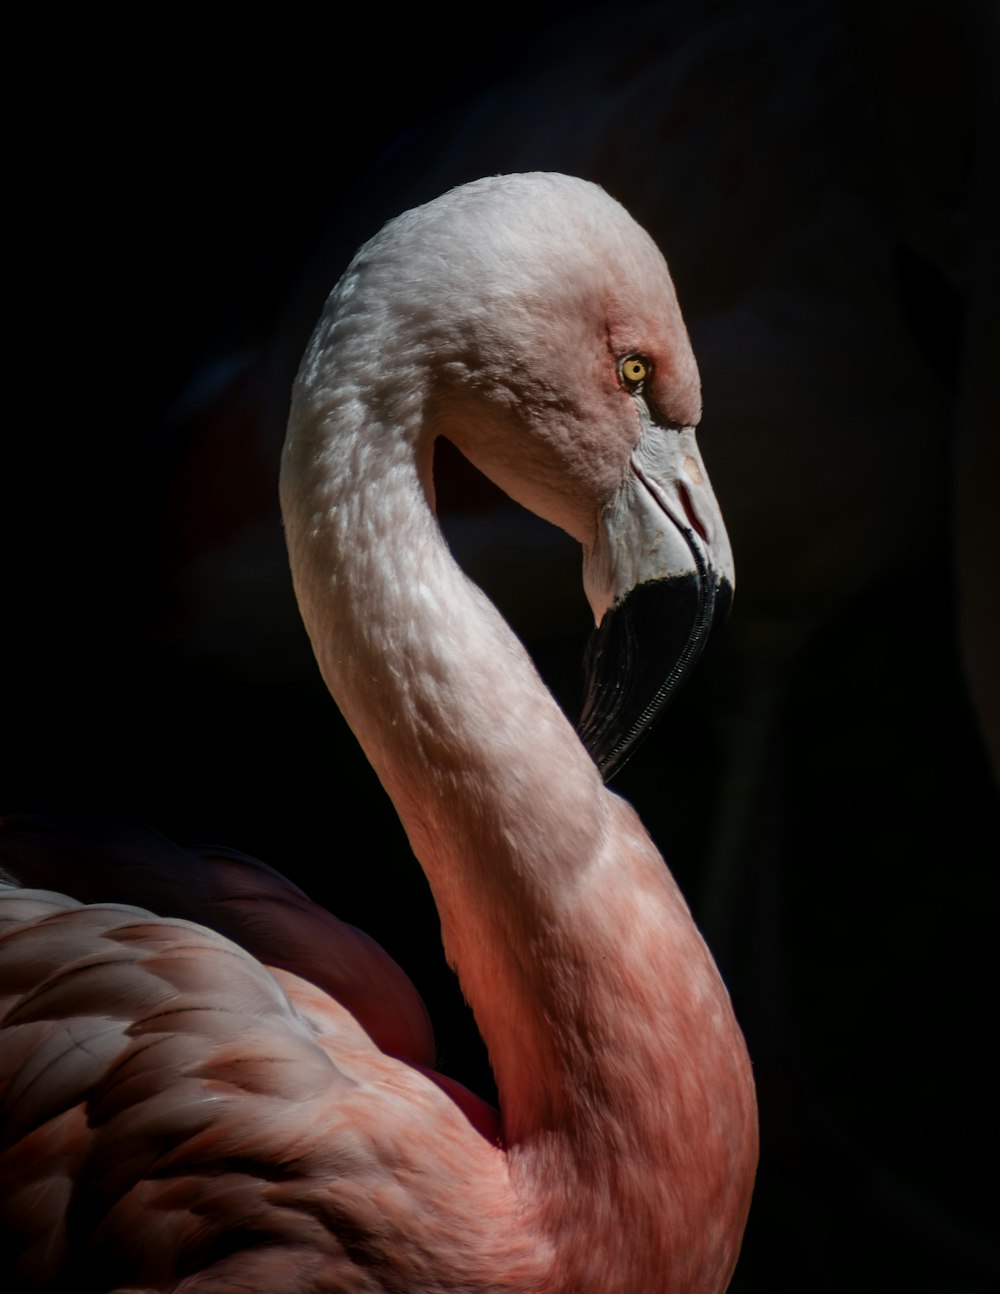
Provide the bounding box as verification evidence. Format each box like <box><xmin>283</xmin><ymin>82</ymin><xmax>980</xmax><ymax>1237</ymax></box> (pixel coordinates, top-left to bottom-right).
<box><xmin>283</xmin><ymin>398</ymin><xmax>602</xmax><ymax>1100</ymax></box>
<box><xmin>282</xmin><ymin>383</ymin><xmax>756</xmax><ymax>1290</ymax></box>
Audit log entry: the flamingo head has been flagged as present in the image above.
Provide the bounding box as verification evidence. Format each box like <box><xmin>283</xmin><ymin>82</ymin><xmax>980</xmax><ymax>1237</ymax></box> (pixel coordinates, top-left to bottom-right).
<box><xmin>292</xmin><ymin>172</ymin><xmax>734</xmax><ymax>778</ymax></box>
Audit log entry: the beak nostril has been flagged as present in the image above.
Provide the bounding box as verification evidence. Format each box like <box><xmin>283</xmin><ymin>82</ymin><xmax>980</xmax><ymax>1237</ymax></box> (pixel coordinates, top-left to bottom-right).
<box><xmin>678</xmin><ymin>482</ymin><xmax>708</xmax><ymax>543</ymax></box>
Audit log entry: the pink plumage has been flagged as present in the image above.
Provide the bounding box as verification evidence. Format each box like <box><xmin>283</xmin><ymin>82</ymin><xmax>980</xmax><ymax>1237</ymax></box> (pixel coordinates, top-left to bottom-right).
<box><xmin>0</xmin><ymin>174</ymin><xmax>756</xmax><ymax>1292</ymax></box>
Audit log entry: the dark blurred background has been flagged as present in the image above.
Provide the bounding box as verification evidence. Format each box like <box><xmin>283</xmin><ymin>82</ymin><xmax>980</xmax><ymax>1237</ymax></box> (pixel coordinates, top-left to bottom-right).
<box><xmin>4</xmin><ymin>2</ymin><xmax>998</xmax><ymax>1290</ymax></box>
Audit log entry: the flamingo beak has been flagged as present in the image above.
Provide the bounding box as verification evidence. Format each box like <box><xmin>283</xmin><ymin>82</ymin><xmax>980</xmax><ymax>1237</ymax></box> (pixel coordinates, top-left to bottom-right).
<box><xmin>577</xmin><ymin>424</ymin><xmax>734</xmax><ymax>781</ymax></box>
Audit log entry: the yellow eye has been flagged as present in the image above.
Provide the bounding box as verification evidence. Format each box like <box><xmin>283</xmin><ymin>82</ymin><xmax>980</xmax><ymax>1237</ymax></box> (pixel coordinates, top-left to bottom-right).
<box><xmin>620</xmin><ymin>355</ymin><xmax>649</xmax><ymax>387</ymax></box>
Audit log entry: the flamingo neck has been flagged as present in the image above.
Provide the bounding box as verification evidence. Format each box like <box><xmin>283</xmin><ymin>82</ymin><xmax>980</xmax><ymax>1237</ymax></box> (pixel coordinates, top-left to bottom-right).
<box><xmin>282</xmin><ymin>382</ymin><xmax>756</xmax><ymax>1290</ymax></box>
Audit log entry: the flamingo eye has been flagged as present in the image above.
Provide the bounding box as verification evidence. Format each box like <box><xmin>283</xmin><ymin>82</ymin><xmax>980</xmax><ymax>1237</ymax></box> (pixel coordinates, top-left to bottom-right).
<box><xmin>620</xmin><ymin>355</ymin><xmax>649</xmax><ymax>389</ymax></box>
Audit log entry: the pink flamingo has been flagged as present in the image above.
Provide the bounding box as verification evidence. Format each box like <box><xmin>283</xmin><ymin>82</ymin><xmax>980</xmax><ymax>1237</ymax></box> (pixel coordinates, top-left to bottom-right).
<box><xmin>0</xmin><ymin>174</ymin><xmax>756</xmax><ymax>1292</ymax></box>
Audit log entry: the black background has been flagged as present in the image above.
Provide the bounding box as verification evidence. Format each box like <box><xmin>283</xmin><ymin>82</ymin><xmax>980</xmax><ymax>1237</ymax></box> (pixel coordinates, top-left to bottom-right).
<box><xmin>4</xmin><ymin>3</ymin><xmax>998</xmax><ymax>1290</ymax></box>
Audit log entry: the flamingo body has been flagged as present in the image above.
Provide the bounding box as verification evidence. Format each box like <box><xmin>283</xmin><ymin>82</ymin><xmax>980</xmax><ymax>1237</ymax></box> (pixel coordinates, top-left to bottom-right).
<box><xmin>1</xmin><ymin>174</ymin><xmax>756</xmax><ymax>1292</ymax></box>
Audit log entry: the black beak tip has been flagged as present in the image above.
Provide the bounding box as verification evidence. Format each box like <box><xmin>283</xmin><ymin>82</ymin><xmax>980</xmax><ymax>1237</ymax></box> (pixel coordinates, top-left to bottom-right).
<box><xmin>577</xmin><ymin>571</ymin><xmax>732</xmax><ymax>782</ymax></box>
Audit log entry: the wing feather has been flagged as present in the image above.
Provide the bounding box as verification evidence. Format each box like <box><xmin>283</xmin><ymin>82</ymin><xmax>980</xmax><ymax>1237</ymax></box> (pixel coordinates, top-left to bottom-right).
<box><xmin>0</xmin><ymin>813</ymin><xmax>435</xmax><ymax>1065</ymax></box>
<box><xmin>0</xmin><ymin>886</ymin><xmax>523</xmax><ymax>1292</ymax></box>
